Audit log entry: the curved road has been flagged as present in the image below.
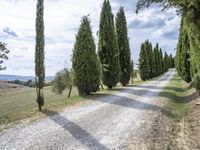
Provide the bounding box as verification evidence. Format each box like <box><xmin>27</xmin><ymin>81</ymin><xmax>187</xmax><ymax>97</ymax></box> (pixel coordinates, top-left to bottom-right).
<box><xmin>0</xmin><ymin>69</ymin><xmax>175</xmax><ymax>150</ymax></box>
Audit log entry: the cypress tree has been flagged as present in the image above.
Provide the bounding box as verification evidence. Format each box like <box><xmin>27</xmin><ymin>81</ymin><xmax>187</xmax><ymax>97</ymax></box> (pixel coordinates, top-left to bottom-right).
<box><xmin>181</xmin><ymin>31</ymin><xmax>191</xmax><ymax>83</ymax></box>
<box><xmin>163</xmin><ymin>52</ymin><xmax>169</xmax><ymax>72</ymax></box>
<box><xmin>153</xmin><ymin>44</ymin><xmax>160</xmax><ymax>77</ymax></box>
<box><xmin>35</xmin><ymin>0</ymin><xmax>45</xmax><ymax>111</ymax></box>
<box><xmin>145</xmin><ymin>40</ymin><xmax>154</xmax><ymax>79</ymax></box>
<box><xmin>98</xmin><ymin>0</ymin><xmax>120</xmax><ymax>89</ymax></box>
<box><xmin>159</xmin><ymin>48</ymin><xmax>164</xmax><ymax>74</ymax></box>
<box><xmin>130</xmin><ymin>60</ymin><xmax>134</xmax><ymax>84</ymax></box>
<box><xmin>176</xmin><ymin>18</ymin><xmax>192</xmax><ymax>83</ymax></box>
<box><xmin>72</xmin><ymin>16</ymin><xmax>101</xmax><ymax>95</ymax></box>
<box><xmin>116</xmin><ymin>7</ymin><xmax>131</xmax><ymax>86</ymax></box>
<box><xmin>139</xmin><ymin>43</ymin><xmax>150</xmax><ymax>81</ymax></box>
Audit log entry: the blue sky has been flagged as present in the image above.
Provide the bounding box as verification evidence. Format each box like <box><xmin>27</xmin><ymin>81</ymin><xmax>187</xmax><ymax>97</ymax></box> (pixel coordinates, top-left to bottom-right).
<box><xmin>0</xmin><ymin>0</ymin><xmax>180</xmax><ymax>76</ymax></box>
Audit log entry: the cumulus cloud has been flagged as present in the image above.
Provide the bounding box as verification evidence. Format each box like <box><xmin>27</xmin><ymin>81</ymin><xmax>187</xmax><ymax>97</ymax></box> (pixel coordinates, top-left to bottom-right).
<box><xmin>0</xmin><ymin>0</ymin><xmax>180</xmax><ymax>76</ymax></box>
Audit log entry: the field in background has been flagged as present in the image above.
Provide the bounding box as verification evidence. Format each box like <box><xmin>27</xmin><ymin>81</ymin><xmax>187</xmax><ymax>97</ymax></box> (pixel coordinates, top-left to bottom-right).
<box><xmin>0</xmin><ymin>74</ymin><xmax>143</xmax><ymax>130</ymax></box>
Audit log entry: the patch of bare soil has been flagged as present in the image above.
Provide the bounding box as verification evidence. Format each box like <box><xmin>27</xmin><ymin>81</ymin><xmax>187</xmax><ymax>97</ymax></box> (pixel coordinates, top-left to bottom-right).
<box><xmin>147</xmin><ymin>92</ymin><xmax>200</xmax><ymax>150</ymax></box>
<box><xmin>184</xmin><ymin>97</ymin><xmax>200</xmax><ymax>149</ymax></box>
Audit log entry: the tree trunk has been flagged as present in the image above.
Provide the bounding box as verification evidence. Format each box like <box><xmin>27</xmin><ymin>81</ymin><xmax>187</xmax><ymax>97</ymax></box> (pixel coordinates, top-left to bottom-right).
<box><xmin>38</xmin><ymin>103</ymin><xmax>42</xmax><ymax>111</ymax></box>
<box><xmin>100</xmin><ymin>84</ymin><xmax>104</xmax><ymax>90</ymax></box>
<box><xmin>68</xmin><ymin>85</ymin><xmax>72</xmax><ymax>98</ymax></box>
<box><xmin>38</xmin><ymin>88</ymin><xmax>42</xmax><ymax>111</ymax></box>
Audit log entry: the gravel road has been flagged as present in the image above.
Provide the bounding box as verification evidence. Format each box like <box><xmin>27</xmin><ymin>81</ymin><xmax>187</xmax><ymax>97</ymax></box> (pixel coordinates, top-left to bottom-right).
<box><xmin>0</xmin><ymin>69</ymin><xmax>175</xmax><ymax>150</ymax></box>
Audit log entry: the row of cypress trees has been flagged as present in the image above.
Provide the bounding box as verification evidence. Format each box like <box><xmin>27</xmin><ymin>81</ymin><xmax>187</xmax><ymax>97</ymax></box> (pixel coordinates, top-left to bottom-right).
<box><xmin>136</xmin><ymin>0</ymin><xmax>200</xmax><ymax>96</ymax></box>
<box><xmin>176</xmin><ymin>17</ymin><xmax>200</xmax><ymax>93</ymax></box>
<box><xmin>72</xmin><ymin>0</ymin><xmax>132</xmax><ymax>95</ymax></box>
<box><xmin>139</xmin><ymin>40</ymin><xmax>175</xmax><ymax>81</ymax></box>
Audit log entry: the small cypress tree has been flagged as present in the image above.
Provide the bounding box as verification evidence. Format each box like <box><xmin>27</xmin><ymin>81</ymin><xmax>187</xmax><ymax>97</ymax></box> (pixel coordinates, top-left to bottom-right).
<box><xmin>139</xmin><ymin>43</ymin><xmax>150</xmax><ymax>81</ymax></box>
<box><xmin>98</xmin><ymin>0</ymin><xmax>120</xmax><ymax>89</ymax></box>
<box><xmin>35</xmin><ymin>0</ymin><xmax>45</xmax><ymax>111</ymax></box>
<box><xmin>72</xmin><ymin>16</ymin><xmax>100</xmax><ymax>95</ymax></box>
<box><xmin>116</xmin><ymin>7</ymin><xmax>131</xmax><ymax>86</ymax></box>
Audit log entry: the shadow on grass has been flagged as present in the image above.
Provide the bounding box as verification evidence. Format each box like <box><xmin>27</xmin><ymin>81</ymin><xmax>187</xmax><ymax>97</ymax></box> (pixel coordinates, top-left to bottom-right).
<box><xmin>43</xmin><ymin>110</ymin><xmax>109</xmax><ymax>150</ymax></box>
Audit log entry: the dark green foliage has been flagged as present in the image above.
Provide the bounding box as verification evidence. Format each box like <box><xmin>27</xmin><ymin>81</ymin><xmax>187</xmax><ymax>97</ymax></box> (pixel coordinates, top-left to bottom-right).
<box><xmin>176</xmin><ymin>19</ymin><xmax>191</xmax><ymax>83</ymax></box>
<box><xmin>139</xmin><ymin>42</ymin><xmax>150</xmax><ymax>81</ymax></box>
<box><xmin>145</xmin><ymin>40</ymin><xmax>154</xmax><ymax>79</ymax></box>
<box><xmin>192</xmin><ymin>73</ymin><xmax>200</xmax><ymax>91</ymax></box>
<box><xmin>159</xmin><ymin>48</ymin><xmax>164</xmax><ymax>74</ymax></box>
<box><xmin>153</xmin><ymin>44</ymin><xmax>160</xmax><ymax>77</ymax></box>
<box><xmin>130</xmin><ymin>60</ymin><xmax>134</xmax><ymax>84</ymax></box>
<box><xmin>139</xmin><ymin>40</ymin><xmax>171</xmax><ymax>81</ymax></box>
<box><xmin>116</xmin><ymin>7</ymin><xmax>131</xmax><ymax>86</ymax></box>
<box><xmin>169</xmin><ymin>54</ymin><xmax>175</xmax><ymax>68</ymax></box>
<box><xmin>163</xmin><ymin>52</ymin><xmax>169</xmax><ymax>72</ymax></box>
<box><xmin>98</xmin><ymin>0</ymin><xmax>120</xmax><ymax>89</ymax></box>
<box><xmin>35</xmin><ymin>0</ymin><xmax>45</xmax><ymax>111</ymax></box>
<box><xmin>52</xmin><ymin>68</ymin><xmax>73</xmax><ymax>95</ymax></box>
<box><xmin>0</xmin><ymin>42</ymin><xmax>9</xmax><ymax>71</ymax></box>
<box><xmin>72</xmin><ymin>16</ymin><xmax>100</xmax><ymax>95</ymax></box>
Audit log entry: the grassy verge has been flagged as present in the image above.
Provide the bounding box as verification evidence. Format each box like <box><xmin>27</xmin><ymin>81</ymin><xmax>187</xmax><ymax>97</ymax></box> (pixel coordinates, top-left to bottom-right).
<box><xmin>160</xmin><ymin>74</ymin><xmax>195</xmax><ymax>120</ymax></box>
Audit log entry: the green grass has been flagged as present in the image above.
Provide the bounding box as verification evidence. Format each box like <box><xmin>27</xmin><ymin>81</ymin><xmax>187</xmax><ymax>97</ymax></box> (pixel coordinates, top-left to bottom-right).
<box><xmin>160</xmin><ymin>73</ymin><xmax>195</xmax><ymax>120</ymax></box>
<box><xmin>0</xmin><ymin>86</ymin><xmax>86</xmax><ymax>128</ymax></box>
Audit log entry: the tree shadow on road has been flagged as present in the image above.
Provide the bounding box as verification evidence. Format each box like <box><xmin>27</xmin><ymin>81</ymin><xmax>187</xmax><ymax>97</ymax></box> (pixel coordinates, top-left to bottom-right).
<box><xmin>116</xmin><ymin>86</ymin><xmax>197</xmax><ymax>104</ymax></box>
<box><xmin>127</xmin><ymin>84</ymin><xmax>185</xmax><ymax>92</ymax></box>
<box><xmin>88</xmin><ymin>93</ymin><xmax>173</xmax><ymax>118</ymax></box>
<box><xmin>43</xmin><ymin>110</ymin><xmax>109</xmax><ymax>150</ymax></box>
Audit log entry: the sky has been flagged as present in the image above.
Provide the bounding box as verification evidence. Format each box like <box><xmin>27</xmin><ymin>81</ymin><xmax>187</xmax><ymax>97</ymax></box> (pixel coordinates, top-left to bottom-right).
<box><xmin>0</xmin><ymin>0</ymin><xmax>181</xmax><ymax>76</ymax></box>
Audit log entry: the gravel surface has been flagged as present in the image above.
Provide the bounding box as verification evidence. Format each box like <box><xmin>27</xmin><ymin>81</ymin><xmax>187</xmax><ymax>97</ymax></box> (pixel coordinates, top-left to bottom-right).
<box><xmin>0</xmin><ymin>69</ymin><xmax>175</xmax><ymax>150</ymax></box>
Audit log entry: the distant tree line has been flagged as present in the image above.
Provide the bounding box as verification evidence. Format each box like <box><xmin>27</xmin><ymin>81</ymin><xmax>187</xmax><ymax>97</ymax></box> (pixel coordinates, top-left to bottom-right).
<box><xmin>139</xmin><ymin>40</ymin><xmax>175</xmax><ymax>81</ymax></box>
<box><xmin>7</xmin><ymin>80</ymin><xmax>51</xmax><ymax>87</ymax></box>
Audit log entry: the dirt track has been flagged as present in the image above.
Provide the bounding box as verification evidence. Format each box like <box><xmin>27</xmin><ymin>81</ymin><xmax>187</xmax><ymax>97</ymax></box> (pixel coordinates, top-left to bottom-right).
<box><xmin>0</xmin><ymin>69</ymin><xmax>175</xmax><ymax>150</ymax></box>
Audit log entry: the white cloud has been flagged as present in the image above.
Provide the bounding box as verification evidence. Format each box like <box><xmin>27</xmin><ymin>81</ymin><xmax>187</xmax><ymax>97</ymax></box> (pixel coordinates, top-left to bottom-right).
<box><xmin>0</xmin><ymin>0</ymin><xmax>180</xmax><ymax>76</ymax></box>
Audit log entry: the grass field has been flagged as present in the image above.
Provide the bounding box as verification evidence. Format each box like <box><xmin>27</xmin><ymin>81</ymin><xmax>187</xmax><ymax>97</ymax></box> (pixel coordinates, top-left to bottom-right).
<box><xmin>0</xmin><ymin>74</ymin><xmax>144</xmax><ymax>130</ymax></box>
<box><xmin>0</xmin><ymin>86</ymin><xmax>83</xmax><ymax>128</ymax></box>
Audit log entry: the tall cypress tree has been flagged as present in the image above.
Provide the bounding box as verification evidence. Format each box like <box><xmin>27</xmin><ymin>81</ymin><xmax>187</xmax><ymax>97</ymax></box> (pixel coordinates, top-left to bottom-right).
<box><xmin>35</xmin><ymin>0</ymin><xmax>45</xmax><ymax>111</ymax></box>
<box><xmin>159</xmin><ymin>48</ymin><xmax>164</xmax><ymax>74</ymax></box>
<box><xmin>153</xmin><ymin>44</ymin><xmax>160</xmax><ymax>77</ymax></box>
<box><xmin>176</xmin><ymin>18</ymin><xmax>191</xmax><ymax>83</ymax></box>
<box><xmin>145</xmin><ymin>40</ymin><xmax>154</xmax><ymax>79</ymax></box>
<box><xmin>98</xmin><ymin>0</ymin><xmax>120</xmax><ymax>89</ymax></box>
<box><xmin>72</xmin><ymin>16</ymin><xmax>101</xmax><ymax>95</ymax></box>
<box><xmin>139</xmin><ymin>43</ymin><xmax>150</xmax><ymax>81</ymax></box>
<box><xmin>116</xmin><ymin>7</ymin><xmax>131</xmax><ymax>86</ymax></box>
